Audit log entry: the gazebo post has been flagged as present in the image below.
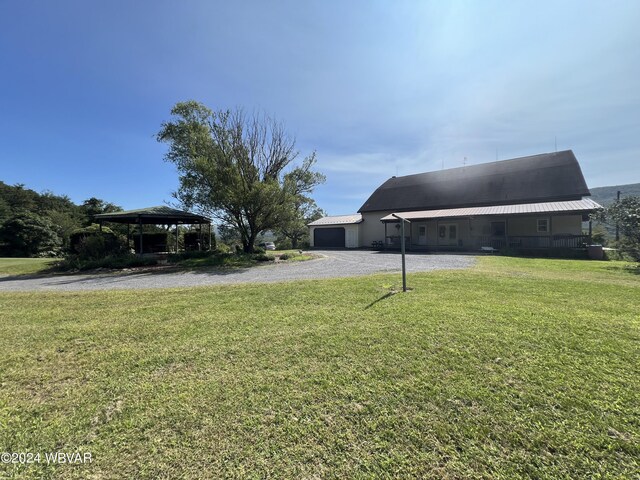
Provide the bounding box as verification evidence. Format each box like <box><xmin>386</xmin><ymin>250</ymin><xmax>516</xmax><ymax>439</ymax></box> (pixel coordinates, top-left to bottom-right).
<box><xmin>198</xmin><ymin>223</ymin><xmax>202</xmax><ymax>251</ymax></box>
<box><xmin>208</xmin><ymin>223</ymin><xmax>212</xmax><ymax>251</ymax></box>
<box><xmin>127</xmin><ymin>224</ymin><xmax>130</xmax><ymax>251</ymax></box>
<box><xmin>175</xmin><ymin>224</ymin><xmax>179</xmax><ymax>253</ymax></box>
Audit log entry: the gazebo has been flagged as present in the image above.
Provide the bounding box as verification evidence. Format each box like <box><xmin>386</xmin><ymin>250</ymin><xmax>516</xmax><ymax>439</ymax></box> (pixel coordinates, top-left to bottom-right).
<box><xmin>94</xmin><ymin>206</ymin><xmax>212</xmax><ymax>254</ymax></box>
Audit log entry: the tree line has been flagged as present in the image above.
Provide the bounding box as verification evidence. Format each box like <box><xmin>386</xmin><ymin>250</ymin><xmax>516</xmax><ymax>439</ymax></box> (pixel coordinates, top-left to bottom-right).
<box><xmin>0</xmin><ymin>182</ymin><xmax>122</xmax><ymax>257</ymax></box>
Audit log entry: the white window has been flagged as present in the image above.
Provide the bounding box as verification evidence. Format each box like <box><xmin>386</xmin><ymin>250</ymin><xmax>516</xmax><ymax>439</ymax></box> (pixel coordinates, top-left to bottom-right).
<box><xmin>537</xmin><ymin>218</ymin><xmax>549</xmax><ymax>233</ymax></box>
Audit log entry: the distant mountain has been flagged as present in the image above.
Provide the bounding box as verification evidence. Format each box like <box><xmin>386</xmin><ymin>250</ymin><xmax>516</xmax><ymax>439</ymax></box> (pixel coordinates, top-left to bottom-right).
<box><xmin>589</xmin><ymin>183</ymin><xmax>640</xmax><ymax>206</ymax></box>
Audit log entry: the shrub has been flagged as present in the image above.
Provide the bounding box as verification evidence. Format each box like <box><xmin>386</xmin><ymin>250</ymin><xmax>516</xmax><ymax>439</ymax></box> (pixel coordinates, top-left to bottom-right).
<box><xmin>279</xmin><ymin>253</ymin><xmax>291</xmax><ymax>260</ymax></box>
<box><xmin>253</xmin><ymin>253</ymin><xmax>274</xmax><ymax>262</ymax></box>
<box><xmin>56</xmin><ymin>254</ymin><xmax>157</xmax><ymax>271</ymax></box>
<box><xmin>69</xmin><ymin>224</ymin><xmax>115</xmax><ymax>253</ymax></box>
<box><xmin>253</xmin><ymin>246</ymin><xmax>266</xmax><ymax>254</ymax></box>
<box><xmin>167</xmin><ymin>250</ymin><xmax>216</xmax><ymax>263</ymax></box>
<box><xmin>76</xmin><ymin>234</ymin><xmax>125</xmax><ymax>260</ymax></box>
<box><xmin>276</xmin><ymin>238</ymin><xmax>292</xmax><ymax>250</ymax></box>
<box><xmin>216</xmin><ymin>243</ymin><xmax>231</xmax><ymax>254</ymax></box>
<box><xmin>591</xmin><ymin>225</ymin><xmax>609</xmax><ymax>246</ymax></box>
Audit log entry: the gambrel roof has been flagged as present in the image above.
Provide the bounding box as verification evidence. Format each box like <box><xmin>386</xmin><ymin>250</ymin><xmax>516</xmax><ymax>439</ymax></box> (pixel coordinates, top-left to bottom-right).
<box><xmin>358</xmin><ymin>150</ymin><xmax>591</xmax><ymax>213</ymax></box>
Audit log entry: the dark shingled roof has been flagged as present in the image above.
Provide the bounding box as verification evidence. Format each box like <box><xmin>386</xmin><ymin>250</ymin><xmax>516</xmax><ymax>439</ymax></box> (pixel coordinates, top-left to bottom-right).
<box><xmin>95</xmin><ymin>206</ymin><xmax>210</xmax><ymax>224</ymax></box>
<box><xmin>358</xmin><ymin>150</ymin><xmax>591</xmax><ymax>213</ymax></box>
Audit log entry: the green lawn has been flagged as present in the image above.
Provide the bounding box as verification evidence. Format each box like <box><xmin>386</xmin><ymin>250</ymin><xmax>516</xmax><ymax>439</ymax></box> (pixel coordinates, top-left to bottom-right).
<box><xmin>0</xmin><ymin>257</ymin><xmax>638</xmax><ymax>478</ymax></box>
<box><xmin>0</xmin><ymin>257</ymin><xmax>56</xmax><ymax>276</ymax></box>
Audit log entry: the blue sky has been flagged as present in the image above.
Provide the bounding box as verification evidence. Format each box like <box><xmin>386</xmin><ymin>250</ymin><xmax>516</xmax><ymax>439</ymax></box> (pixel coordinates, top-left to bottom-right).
<box><xmin>1</xmin><ymin>1</ymin><xmax>639</xmax><ymax>215</ymax></box>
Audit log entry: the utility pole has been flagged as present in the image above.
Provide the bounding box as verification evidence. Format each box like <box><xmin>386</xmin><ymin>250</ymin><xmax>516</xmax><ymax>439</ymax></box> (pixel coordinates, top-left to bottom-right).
<box><xmin>615</xmin><ymin>190</ymin><xmax>621</xmax><ymax>242</ymax></box>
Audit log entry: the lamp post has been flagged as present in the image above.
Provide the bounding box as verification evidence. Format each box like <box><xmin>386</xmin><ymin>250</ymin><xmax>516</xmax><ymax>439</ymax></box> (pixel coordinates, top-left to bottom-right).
<box><xmin>392</xmin><ymin>214</ymin><xmax>411</xmax><ymax>292</ymax></box>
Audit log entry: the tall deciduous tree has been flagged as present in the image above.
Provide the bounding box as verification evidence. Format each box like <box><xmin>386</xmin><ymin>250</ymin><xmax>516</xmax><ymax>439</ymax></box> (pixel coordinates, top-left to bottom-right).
<box><xmin>276</xmin><ymin>196</ymin><xmax>325</xmax><ymax>249</ymax></box>
<box><xmin>157</xmin><ymin>101</ymin><xmax>325</xmax><ymax>252</ymax></box>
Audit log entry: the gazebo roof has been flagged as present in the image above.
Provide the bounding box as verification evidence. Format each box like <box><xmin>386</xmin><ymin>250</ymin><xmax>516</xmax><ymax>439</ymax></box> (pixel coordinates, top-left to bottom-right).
<box><xmin>94</xmin><ymin>206</ymin><xmax>211</xmax><ymax>224</ymax></box>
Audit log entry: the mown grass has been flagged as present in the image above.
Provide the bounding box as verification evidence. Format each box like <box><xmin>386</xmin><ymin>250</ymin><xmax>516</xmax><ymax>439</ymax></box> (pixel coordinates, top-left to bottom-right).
<box><xmin>0</xmin><ymin>258</ymin><xmax>56</xmax><ymax>276</ymax></box>
<box><xmin>0</xmin><ymin>257</ymin><xmax>638</xmax><ymax>478</ymax></box>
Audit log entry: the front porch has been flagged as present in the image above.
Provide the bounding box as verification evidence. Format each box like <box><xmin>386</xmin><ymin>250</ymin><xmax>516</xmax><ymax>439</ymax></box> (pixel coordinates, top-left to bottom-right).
<box><xmin>382</xmin><ymin>215</ymin><xmax>592</xmax><ymax>252</ymax></box>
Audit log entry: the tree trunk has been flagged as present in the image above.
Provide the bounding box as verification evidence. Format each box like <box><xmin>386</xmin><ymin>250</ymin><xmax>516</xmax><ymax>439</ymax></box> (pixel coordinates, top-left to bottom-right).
<box><xmin>244</xmin><ymin>231</ymin><xmax>258</xmax><ymax>253</ymax></box>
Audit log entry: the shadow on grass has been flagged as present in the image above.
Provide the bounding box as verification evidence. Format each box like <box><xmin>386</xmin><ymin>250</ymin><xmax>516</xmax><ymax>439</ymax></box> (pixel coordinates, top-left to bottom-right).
<box><xmin>603</xmin><ymin>263</ymin><xmax>640</xmax><ymax>275</ymax></box>
<box><xmin>364</xmin><ymin>291</ymin><xmax>398</xmax><ymax>309</ymax></box>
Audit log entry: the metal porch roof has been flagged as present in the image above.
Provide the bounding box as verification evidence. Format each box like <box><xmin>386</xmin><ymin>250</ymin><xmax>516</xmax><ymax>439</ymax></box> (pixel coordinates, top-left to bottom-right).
<box><xmin>380</xmin><ymin>198</ymin><xmax>602</xmax><ymax>222</ymax></box>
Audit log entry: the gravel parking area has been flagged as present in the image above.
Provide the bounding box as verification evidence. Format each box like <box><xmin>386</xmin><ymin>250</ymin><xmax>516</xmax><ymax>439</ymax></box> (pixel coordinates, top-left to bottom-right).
<box><xmin>0</xmin><ymin>250</ymin><xmax>475</xmax><ymax>292</ymax></box>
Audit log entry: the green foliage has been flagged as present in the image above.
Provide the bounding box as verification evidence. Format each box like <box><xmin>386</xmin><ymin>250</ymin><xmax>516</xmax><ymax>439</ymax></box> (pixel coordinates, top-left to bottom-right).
<box><xmin>276</xmin><ymin>237</ymin><xmax>292</xmax><ymax>250</ymax></box>
<box><xmin>0</xmin><ymin>211</ymin><xmax>61</xmax><ymax>257</ymax></box>
<box><xmin>253</xmin><ymin>253</ymin><xmax>274</xmax><ymax>262</ymax></box>
<box><xmin>75</xmin><ymin>234</ymin><xmax>126</xmax><ymax>260</ymax></box>
<box><xmin>157</xmin><ymin>102</ymin><xmax>325</xmax><ymax>253</ymax></box>
<box><xmin>69</xmin><ymin>224</ymin><xmax>115</xmax><ymax>252</ymax></box>
<box><xmin>57</xmin><ymin>254</ymin><xmax>157</xmax><ymax>271</ymax></box>
<box><xmin>275</xmin><ymin>195</ymin><xmax>326</xmax><ymax>249</ymax></box>
<box><xmin>602</xmin><ymin>196</ymin><xmax>640</xmax><ymax>261</ymax></box>
<box><xmin>279</xmin><ymin>253</ymin><xmax>291</xmax><ymax>260</ymax></box>
<box><xmin>215</xmin><ymin>243</ymin><xmax>231</xmax><ymax>254</ymax></box>
<box><xmin>590</xmin><ymin>224</ymin><xmax>609</xmax><ymax>245</ymax></box>
<box><xmin>80</xmin><ymin>197</ymin><xmax>123</xmax><ymax>225</ymax></box>
<box><xmin>167</xmin><ymin>250</ymin><xmax>216</xmax><ymax>262</ymax></box>
<box><xmin>0</xmin><ymin>180</ymin><xmax>124</xmax><ymax>254</ymax></box>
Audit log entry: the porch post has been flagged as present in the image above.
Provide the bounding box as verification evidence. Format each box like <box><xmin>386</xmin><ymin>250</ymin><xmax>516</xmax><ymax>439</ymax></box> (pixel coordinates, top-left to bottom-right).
<box><xmin>549</xmin><ymin>216</ymin><xmax>553</xmax><ymax>248</ymax></box>
<box><xmin>198</xmin><ymin>223</ymin><xmax>202</xmax><ymax>251</ymax></box>
<box><xmin>384</xmin><ymin>222</ymin><xmax>388</xmax><ymax>247</ymax></box>
<box><xmin>588</xmin><ymin>218</ymin><xmax>593</xmax><ymax>244</ymax></box>
<box><xmin>401</xmin><ymin>220</ymin><xmax>406</xmax><ymax>291</ymax></box>
<box><xmin>175</xmin><ymin>224</ymin><xmax>179</xmax><ymax>252</ymax></box>
<box><xmin>127</xmin><ymin>223</ymin><xmax>130</xmax><ymax>251</ymax></box>
<box><xmin>138</xmin><ymin>216</ymin><xmax>143</xmax><ymax>255</ymax></box>
<box><xmin>505</xmin><ymin>217</ymin><xmax>509</xmax><ymax>248</ymax></box>
<box><xmin>209</xmin><ymin>223</ymin><xmax>212</xmax><ymax>251</ymax></box>
<box><xmin>436</xmin><ymin>220</ymin><xmax>439</xmax><ymax>252</ymax></box>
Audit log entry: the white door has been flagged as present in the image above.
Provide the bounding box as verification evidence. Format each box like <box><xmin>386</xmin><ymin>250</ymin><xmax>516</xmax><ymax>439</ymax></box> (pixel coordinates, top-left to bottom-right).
<box><xmin>418</xmin><ymin>225</ymin><xmax>427</xmax><ymax>245</ymax></box>
<box><xmin>346</xmin><ymin>228</ymin><xmax>357</xmax><ymax>248</ymax></box>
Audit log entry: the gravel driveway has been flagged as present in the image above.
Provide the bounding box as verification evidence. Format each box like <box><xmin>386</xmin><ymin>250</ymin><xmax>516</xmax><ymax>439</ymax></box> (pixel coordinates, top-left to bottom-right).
<box><xmin>0</xmin><ymin>250</ymin><xmax>475</xmax><ymax>292</ymax></box>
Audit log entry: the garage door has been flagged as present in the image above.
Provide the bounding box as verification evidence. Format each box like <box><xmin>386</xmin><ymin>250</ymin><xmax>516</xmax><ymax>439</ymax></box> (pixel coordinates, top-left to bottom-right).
<box><xmin>314</xmin><ymin>227</ymin><xmax>345</xmax><ymax>248</ymax></box>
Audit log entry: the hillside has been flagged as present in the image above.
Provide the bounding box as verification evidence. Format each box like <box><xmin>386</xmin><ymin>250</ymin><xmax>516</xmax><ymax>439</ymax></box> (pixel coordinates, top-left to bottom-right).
<box><xmin>589</xmin><ymin>183</ymin><xmax>640</xmax><ymax>206</ymax></box>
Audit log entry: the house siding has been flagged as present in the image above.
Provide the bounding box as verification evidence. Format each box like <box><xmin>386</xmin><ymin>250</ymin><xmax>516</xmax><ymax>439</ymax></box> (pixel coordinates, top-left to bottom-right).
<box><xmin>360</xmin><ymin>211</ymin><xmax>393</xmax><ymax>247</ymax></box>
